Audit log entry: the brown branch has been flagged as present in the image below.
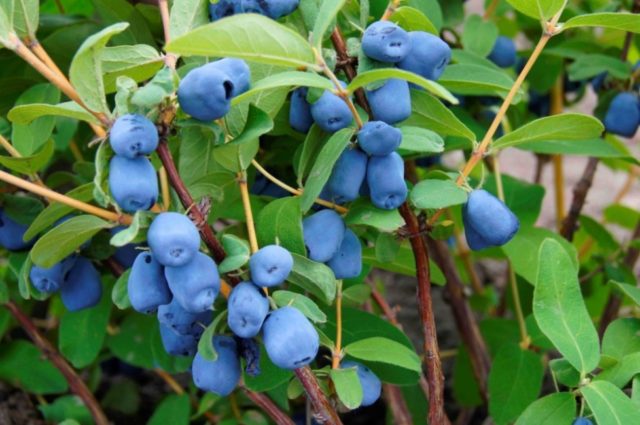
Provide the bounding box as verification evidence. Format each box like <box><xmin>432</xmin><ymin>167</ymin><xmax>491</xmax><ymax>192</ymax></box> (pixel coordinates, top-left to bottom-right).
<box><xmin>294</xmin><ymin>366</ymin><xmax>342</xmax><ymax>425</ymax></box>
<box><xmin>559</xmin><ymin>157</ymin><xmax>599</xmax><ymax>241</ymax></box>
<box><xmin>242</xmin><ymin>387</ymin><xmax>296</xmax><ymax>425</ymax></box>
<box><xmin>426</xmin><ymin>237</ymin><xmax>490</xmax><ymax>402</ymax></box>
<box><xmin>4</xmin><ymin>301</ymin><xmax>109</xmax><ymax>425</ymax></box>
<box><xmin>399</xmin><ymin>204</ymin><xmax>449</xmax><ymax>425</ymax></box>
<box><xmin>599</xmin><ymin>221</ymin><xmax>640</xmax><ymax>336</ymax></box>
<box><xmin>329</xmin><ymin>28</ymin><xmax>371</xmax><ymax>117</ymax></box>
<box><xmin>383</xmin><ymin>385</ymin><xmax>413</xmax><ymax>425</ymax></box>
<box><xmin>155</xmin><ymin>137</ymin><xmax>227</xmax><ymax>265</ymax></box>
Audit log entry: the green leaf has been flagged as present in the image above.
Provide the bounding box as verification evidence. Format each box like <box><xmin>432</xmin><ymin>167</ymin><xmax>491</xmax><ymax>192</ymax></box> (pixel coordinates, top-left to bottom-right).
<box><xmin>214</xmin><ymin>105</ymin><xmax>273</xmax><ymax>172</ymax></box>
<box><xmin>488</xmin><ymin>344</ymin><xmax>544</xmax><ymax>425</ymax></box>
<box><xmin>0</xmin><ymin>138</ymin><xmax>54</xmax><ymax>175</ymax></box>
<box><xmin>503</xmin><ymin>227</ymin><xmax>577</xmax><ymax>284</ymax></box>
<box><xmin>296</xmin><ymin>124</ymin><xmax>330</xmax><ymax>186</ymax></box>
<box><xmin>148</xmin><ymin>394</ymin><xmax>190</xmax><ymax>425</ymax></box>
<box><xmin>197</xmin><ymin>311</ymin><xmax>226</xmax><ymax>362</ymax></box>
<box><xmin>347</xmin><ymin>68</ymin><xmax>457</xmax><ymax>104</ymax></box>
<box><xmin>504</xmin><ymin>0</ymin><xmax>540</xmax><ymax>19</ymax></box>
<box><xmin>272</xmin><ymin>290</ymin><xmax>327</xmax><ymax>323</ymax></box>
<box><xmin>398</xmin><ymin>126</ymin><xmax>444</xmax><ymax>154</ymax></box>
<box><xmin>596</xmin><ymin>352</ymin><xmax>640</xmax><ymax>388</ymax></box>
<box><xmin>536</xmin><ymin>0</ymin><xmax>566</xmax><ymax>20</ymax></box>
<box><xmin>516</xmin><ymin>138</ymin><xmax>637</xmax><ymax>162</ymax></box>
<box><xmin>0</xmin><ymin>280</ymin><xmax>8</xmax><ymax>304</ymax></box>
<box><xmin>567</xmin><ymin>54</ymin><xmax>631</xmax><ymax>81</ymax></box>
<box><xmin>218</xmin><ymin>234</ymin><xmax>250</xmax><ymax>274</ymax></box>
<box><xmin>0</xmin><ymin>340</ymin><xmax>67</xmax><ymax>394</ymax></box>
<box><xmin>40</xmin><ymin>396</ymin><xmax>91</xmax><ymax>425</ymax></box>
<box><xmin>344</xmin><ymin>337</ymin><xmax>422</xmax><ymax>372</ymax></box>
<box><xmin>562</xmin><ymin>13</ymin><xmax>640</xmax><ymax>34</ymax></box>
<box><xmin>256</xmin><ymin>197</ymin><xmax>306</xmax><ymax>256</ymax></box>
<box><xmin>30</xmin><ymin>215</ymin><xmax>111</xmax><ymax>268</ymax></box>
<box><xmin>2</xmin><ymin>193</ymin><xmax>43</xmax><ymax>226</ymax></box>
<box><xmin>166</xmin><ymin>14</ymin><xmax>317</xmax><ymax>69</ymax></box>
<box><xmin>10</xmin><ymin>83</ymin><xmax>60</xmax><ymax>156</ymax></box>
<box><xmin>550</xmin><ymin>358</ymin><xmax>581</xmax><ymax>387</ymax></box>
<box><xmin>109</xmin><ymin>211</ymin><xmax>153</xmax><ymax>246</ymax></box>
<box><xmin>611</xmin><ymin>281</ymin><xmax>640</xmax><ymax>308</ymax></box>
<box><xmin>24</xmin><ymin>183</ymin><xmax>94</xmax><ymax>241</ymax></box>
<box><xmin>102</xmin><ymin>45</ymin><xmax>163</xmax><ymax>93</ymax></box>
<box><xmin>311</xmin><ymin>0</ymin><xmax>345</xmax><ymax>49</ymax></box>
<box><xmin>0</xmin><ymin>0</ymin><xmax>38</xmax><ymax>38</ymax></box>
<box><xmin>330</xmin><ymin>367</ymin><xmax>363</xmax><ymax>410</ymax></box>
<box><xmin>533</xmin><ymin>238</ymin><xmax>600</xmax><ymax>374</ymax></box>
<box><xmin>582</xmin><ymin>381</ymin><xmax>639</xmax><ymax>424</ymax></box>
<box><xmin>232</xmin><ymin>71</ymin><xmax>333</xmax><ymax>106</ymax></box>
<box><xmin>405</xmin><ymin>90</ymin><xmax>476</xmax><ymax>141</ymax></box>
<box><xmin>344</xmin><ymin>198</ymin><xmax>404</xmax><ymax>232</ymax></box>
<box><xmin>59</xmin><ymin>287</ymin><xmax>111</xmax><ymax>368</ymax></box>
<box><xmin>8</xmin><ymin>101</ymin><xmax>101</xmax><ymax>126</ymax></box>
<box><xmin>168</xmin><ymin>0</ymin><xmax>209</xmax><ymax>40</ymax></box>
<box><xmin>106</xmin><ymin>314</ymin><xmax>156</xmax><ymax>368</ymax></box>
<box><xmin>483</xmin><ymin>174</ymin><xmax>545</xmax><ymax>228</ymax></box>
<box><xmin>579</xmin><ymin>215</ymin><xmax>618</xmax><ymax>254</ymax></box>
<box><xmin>69</xmin><ymin>22</ymin><xmax>129</xmax><ymax>115</ymax></box>
<box><xmin>112</xmin><ymin>268</ymin><xmax>131</xmax><ymax>310</ymax></box>
<box><xmin>300</xmin><ymin>128</ymin><xmax>355</xmax><ymax>213</ymax></box>
<box><xmin>514</xmin><ymin>392</ymin><xmax>576</xmax><ymax>425</ymax></box>
<box><xmin>0</xmin><ymin>6</ymin><xmax>12</xmax><ymax>47</ymax></box>
<box><xmin>493</xmin><ymin>114</ymin><xmax>604</xmax><ymax>150</ymax></box>
<box><xmin>601</xmin><ymin>318</ymin><xmax>640</xmax><ymax>362</ymax></box>
<box><xmin>390</xmin><ymin>6</ymin><xmax>439</xmax><ymax>35</ymax></box>
<box><xmin>410</xmin><ymin>179</ymin><xmax>468</xmax><ymax>210</ymax></box>
<box><xmin>439</xmin><ymin>64</ymin><xmax>520</xmax><ymax>100</ymax></box>
<box><xmin>320</xmin><ymin>307</ymin><xmax>420</xmax><ymax>384</ymax></box>
<box><xmin>288</xmin><ymin>253</ymin><xmax>336</xmax><ymax>304</ymax></box>
<box><xmin>462</xmin><ymin>14</ymin><xmax>498</xmax><ymax>57</ymax></box>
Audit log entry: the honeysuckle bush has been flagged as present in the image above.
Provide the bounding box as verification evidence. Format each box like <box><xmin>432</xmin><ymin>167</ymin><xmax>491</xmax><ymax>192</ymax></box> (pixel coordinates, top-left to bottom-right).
<box><xmin>0</xmin><ymin>0</ymin><xmax>639</xmax><ymax>424</ymax></box>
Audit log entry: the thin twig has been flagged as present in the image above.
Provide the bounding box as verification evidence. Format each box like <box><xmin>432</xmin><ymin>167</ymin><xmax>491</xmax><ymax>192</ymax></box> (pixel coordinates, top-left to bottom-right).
<box><xmin>4</xmin><ymin>301</ymin><xmax>109</xmax><ymax>425</ymax></box>
<box><xmin>380</xmin><ymin>0</ymin><xmax>401</xmax><ymax>21</ymax></box>
<box><xmin>399</xmin><ymin>204</ymin><xmax>450</xmax><ymax>425</ymax></box>
<box><xmin>242</xmin><ymin>387</ymin><xmax>296</xmax><ymax>425</ymax></box>
<box><xmin>559</xmin><ymin>157</ymin><xmax>599</xmax><ymax>241</ymax></box>
<box><xmin>550</xmin><ymin>75</ymin><xmax>565</xmax><ymax>231</ymax></box>
<box><xmin>251</xmin><ymin>160</ymin><xmax>348</xmax><ymax>214</ymax></box>
<box><xmin>599</xmin><ymin>221</ymin><xmax>640</xmax><ymax>336</ymax></box>
<box><xmin>295</xmin><ymin>366</ymin><xmax>343</xmax><ymax>425</ymax></box>
<box><xmin>329</xmin><ymin>29</ymin><xmax>371</xmax><ymax>117</ymax></box>
<box><xmin>0</xmin><ymin>170</ymin><xmax>130</xmax><ymax>224</ymax></box>
<box><xmin>426</xmin><ymin>237</ymin><xmax>490</xmax><ymax>402</ymax></box>
<box><xmin>383</xmin><ymin>385</ymin><xmax>413</xmax><ymax>425</ymax></box>
<box><xmin>331</xmin><ymin>280</ymin><xmax>343</xmax><ymax>369</ymax></box>
<box><xmin>238</xmin><ymin>171</ymin><xmax>259</xmax><ymax>254</ymax></box>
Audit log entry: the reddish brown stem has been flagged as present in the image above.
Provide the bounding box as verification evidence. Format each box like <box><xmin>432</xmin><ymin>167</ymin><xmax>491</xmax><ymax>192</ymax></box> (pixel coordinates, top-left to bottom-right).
<box><xmin>329</xmin><ymin>28</ymin><xmax>371</xmax><ymax>117</ymax></box>
<box><xmin>426</xmin><ymin>237</ymin><xmax>490</xmax><ymax>402</ymax></box>
<box><xmin>599</xmin><ymin>221</ymin><xmax>640</xmax><ymax>336</ymax></box>
<box><xmin>243</xmin><ymin>387</ymin><xmax>296</xmax><ymax>425</ymax></box>
<box><xmin>156</xmin><ymin>141</ymin><xmax>227</xmax><ymax>264</ymax></box>
<box><xmin>383</xmin><ymin>384</ymin><xmax>413</xmax><ymax>425</ymax></box>
<box><xmin>294</xmin><ymin>366</ymin><xmax>342</xmax><ymax>425</ymax></box>
<box><xmin>4</xmin><ymin>301</ymin><xmax>109</xmax><ymax>425</ymax></box>
<box><xmin>399</xmin><ymin>203</ymin><xmax>450</xmax><ymax>425</ymax></box>
<box><xmin>560</xmin><ymin>157</ymin><xmax>599</xmax><ymax>241</ymax></box>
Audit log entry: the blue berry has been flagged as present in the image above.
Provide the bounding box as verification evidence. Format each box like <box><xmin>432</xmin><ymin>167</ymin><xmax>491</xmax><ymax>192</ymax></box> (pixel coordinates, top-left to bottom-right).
<box><xmin>487</xmin><ymin>36</ymin><xmax>517</xmax><ymax>68</ymax></box>
<box><xmin>310</xmin><ymin>81</ymin><xmax>354</xmax><ymax>132</ymax></box>
<box><xmin>128</xmin><ymin>252</ymin><xmax>172</xmax><ymax>314</ymax></box>
<box><xmin>290</xmin><ymin>88</ymin><xmax>314</xmax><ymax>133</ymax></box>
<box><xmin>362</xmin><ymin>21</ymin><xmax>411</xmax><ymax>63</ymax></box>
<box><xmin>249</xmin><ymin>245</ymin><xmax>294</xmax><ymax>287</ymax></box>
<box><xmin>357</xmin><ymin>121</ymin><xmax>402</xmax><ymax>156</ymax></box>
<box><xmin>326</xmin><ymin>229</ymin><xmax>362</xmax><ymax>279</ymax></box>
<box><xmin>398</xmin><ymin>31</ymin><xmax>451</xmax><ymax>81</ymax></box>
<box><xmin>0</xmin><ymin>208</ymin><xmax>32</xmax><ymax>251</ymax></box>
<box><xmin>60</xmin><ymin>257</ymin><xmax>102</xmax><ymax>312</ymax></box>
<box><xmin>157</xmin><ymin>297</ymin><xmax>212</xmax><ymax>336</ymax></box>
<box><xmin>108</xmin><ymin>156</ymin><xmax>158</xmax><ymax>213</ymax></box>
<box><xmin>178</xmin><ymin>64</ymin><xmax>234</xmax><ymax>121</ymax></box>
<box><xmin>366</xmin><ymin>79</ymin><xmax>411</xmax><ymax>124</ymax></box>
<box><xmin>109</xmin><ymin>114</ymin><xmax>158</xmax><ymax>159</ymax></box>
<box><xmin>462</xmin><ymin>189</ymin><xmax>519</xmax><ymax>250</ymax></box>
<box><xmin>227</xmin><ymin>282</ymin><xmax>269</xmax><ymax>338</ymax></box>
<box><xmin>214</xmin><ymin>58</ymin><xmax>251</xmax><ymax>97</ymax></box>
<box><xmin>324</xmin><ymin>147</ymin><xmax>368</xmax><ymax>204</ymax></box>
<box><xmin>30</xmin><ymin>256</ymin><xmax>76</xmax><ymax>294</ymax></box>
<box><xmin>148</xmin><ymin>212</ymin><xmax>200</xmax><ymax>267</ymax></box>
<box><xmin>263</xmin><ymin>306</ymin><xmax>319</xmax><ymax>370</ymax></box>
<box><xmin>604</xmin><ymin>92</ymin><xmax>640</xmax><ymax>138</ymax></box>
<box><xmin>165</xmin><ymin>252</ymin><xmax>220</xmax><ymax>313</ymax></box>
<box><xmin>341</xmin><ymin>360</ymin><xmax>382</xmax><ymax>407</ymax></box>
<box><xmin>367</xmin><ymin>152</ymin><xmax>407</xmax><ymax>210</ymax></box>
<box><xmin>159</xmin><ymin>323</ymin><xmax>198</xmax><ymax>357</ymax></box>
<box><xmin>192</xmin><ymin>335</ymin><xmax>241</xmax><ymax>395</ymax></box>
<box><xmin>303</xmin><ymin>210</ymin><xmax>346</xmax><ymax>262</ymax></box>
